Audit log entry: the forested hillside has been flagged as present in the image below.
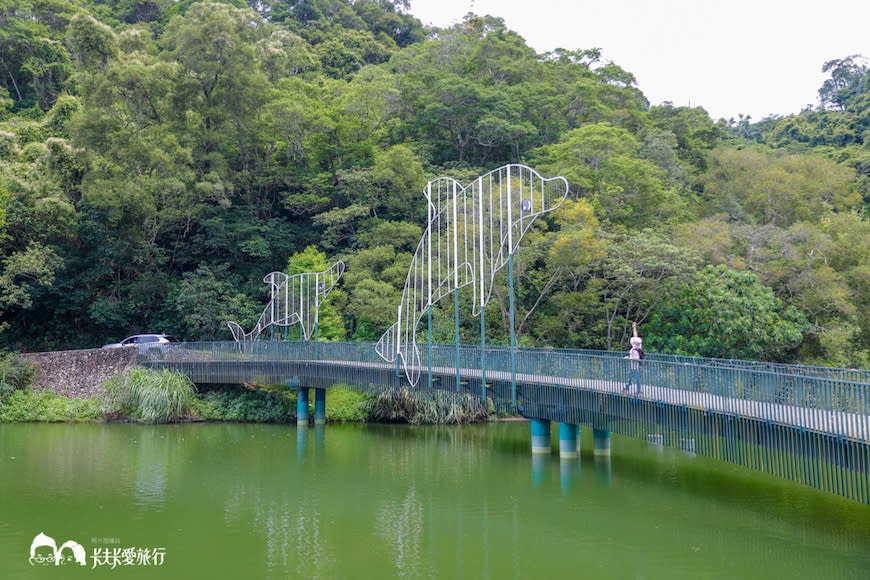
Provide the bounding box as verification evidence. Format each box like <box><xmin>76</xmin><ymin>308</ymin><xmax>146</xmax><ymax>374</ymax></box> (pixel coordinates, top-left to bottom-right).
<box><xmin>1</xmin><ymin>0</ymin><xmax>869</xmax><ymax>367</ymax></box>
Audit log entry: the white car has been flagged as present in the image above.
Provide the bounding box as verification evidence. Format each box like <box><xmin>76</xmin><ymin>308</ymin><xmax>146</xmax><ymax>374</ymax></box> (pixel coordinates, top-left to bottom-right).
<box><xmin>102</xmin><ymin>334</ymin><xmax>180</xmax><ymax>358</ymax></box>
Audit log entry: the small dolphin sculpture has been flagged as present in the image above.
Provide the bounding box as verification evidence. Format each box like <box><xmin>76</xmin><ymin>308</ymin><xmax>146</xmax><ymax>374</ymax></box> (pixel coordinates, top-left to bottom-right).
<box><xmin>228</xmin><ymin>260</ymin><xmax>345</xmax><ymax>341</ymax></box>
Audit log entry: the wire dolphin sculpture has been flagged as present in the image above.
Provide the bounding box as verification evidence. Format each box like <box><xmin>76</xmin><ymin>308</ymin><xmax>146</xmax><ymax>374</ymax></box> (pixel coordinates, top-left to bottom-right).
<box><xmin>375</xmin><ymin>164</ymin><xmax>569</xmax><ymax>385</ymax></box>
<box><xmin>228</xmin><ymin>260</ymin><xmax>345</xmax><ymax>341</ymax></box>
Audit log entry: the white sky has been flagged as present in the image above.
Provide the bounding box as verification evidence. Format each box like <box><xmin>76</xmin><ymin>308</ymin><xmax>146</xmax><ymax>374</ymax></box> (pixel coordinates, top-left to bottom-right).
<box><xmin>408</xmin><ymin>0</ymin><xmax>870</xmax><ymax>122</ymax></box>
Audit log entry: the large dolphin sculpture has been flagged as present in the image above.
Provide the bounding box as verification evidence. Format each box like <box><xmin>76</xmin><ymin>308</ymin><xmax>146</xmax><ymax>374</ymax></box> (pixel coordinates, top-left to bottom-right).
<box><xmin>228</xmin><ymin>260</ymin><xmax>345</xmax><ymax>341</ymax></box>
<box><xmin>375</xmin><ymin>164</ymin><xmax>569</xmax><ymax>385</ymax></box>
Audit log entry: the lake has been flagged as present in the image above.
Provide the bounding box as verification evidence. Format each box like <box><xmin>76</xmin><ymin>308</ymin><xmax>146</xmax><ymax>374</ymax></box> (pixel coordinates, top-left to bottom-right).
<box><xmin>1</xmin><ymin>422</ymin><xmax>868</xmax><ymax>579</ymax></box>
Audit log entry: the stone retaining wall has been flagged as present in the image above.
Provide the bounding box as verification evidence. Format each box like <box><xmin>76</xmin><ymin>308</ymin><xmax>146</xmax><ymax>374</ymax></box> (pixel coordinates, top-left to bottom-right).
<box><xmin>20</xmin><ymin>348</ymin><xmax>138</xmax><ymax>398</ymax></box>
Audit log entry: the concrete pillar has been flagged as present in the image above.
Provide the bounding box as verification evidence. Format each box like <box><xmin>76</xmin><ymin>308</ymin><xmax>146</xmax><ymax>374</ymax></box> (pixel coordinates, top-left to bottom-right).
<box><xmin>592</xmin><ymin>428</ymin><xmax>611</xmax><ymax>456</ymax></box>
<box><xmin>314</xmin><ymin>388</ymin><xmax>326</xmax><ymax>425</ymax></box>
<box><xmin>558</xmin><ymin>422</ymin><xmax>579</xmax><ymax>459</ymax></box>
<box><xmin>297</xmin><ymin>387</ymin><xmax>309</xmax><ymax>425</ymax></box>
<box><xmin>530</xmin><ymin>419</ymin><xmax>551</xmax><ymax>454</ymax></box>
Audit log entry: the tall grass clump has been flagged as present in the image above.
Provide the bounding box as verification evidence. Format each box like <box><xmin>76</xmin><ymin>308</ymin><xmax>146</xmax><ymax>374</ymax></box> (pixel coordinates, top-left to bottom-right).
<box><xmin>102</xmin><ymin>368</ymin><xmax>196</xmax><ymax>423</ymax></box>
<box><xmin>362</xmin><ymin>388</ymin><xmax>491</xmax><ymax>424</ymax></box>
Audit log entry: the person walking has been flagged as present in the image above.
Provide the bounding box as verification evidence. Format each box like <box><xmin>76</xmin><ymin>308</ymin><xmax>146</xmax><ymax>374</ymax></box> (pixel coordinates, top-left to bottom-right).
<box><xmin>624</xmin><ymin>321</ymin><xmax>645</xmax><ymax>394</ymax></box>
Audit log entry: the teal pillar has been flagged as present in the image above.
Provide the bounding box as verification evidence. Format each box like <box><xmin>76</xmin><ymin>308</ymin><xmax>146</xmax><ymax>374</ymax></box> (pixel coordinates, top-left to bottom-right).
<box><xmin>297</xmin><ymin>387</ymin><xmax>309</xmax><ymax>426</ymax></box>
<box><xmin>314</xmin><ymin>388</ymin><xmax>326</xmax><ymax>425</ymax></box>
<box><xmin>558</xmin><ymin>423</ymin><xmax>579</xmax><ymax>459</ymax></box>
<box><xmin>593</xmin><ymin>428</ymin><xmax>611</xmax><ymax>456</ymax></box>
<box><xmin>531</xmin><ymin>419</ymin><xmax>551</xmax><ymax>454</ymax></box>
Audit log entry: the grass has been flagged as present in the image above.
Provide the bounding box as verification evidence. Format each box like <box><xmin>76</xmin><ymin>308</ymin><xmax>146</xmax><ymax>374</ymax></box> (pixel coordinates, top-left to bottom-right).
<box><xmin>0</xmin><ymin>389</ymin><xmax>102</xmax><ymax>422</ymax></box>
<box><xmin>359</xmin><ymin>387</ymin><xmax>492</xmax><ymax>424</ymax></box>
<box><xmin>102</xmin><ymin>367</ymin><xmax>197</xmax><ymax>423</ymax></box>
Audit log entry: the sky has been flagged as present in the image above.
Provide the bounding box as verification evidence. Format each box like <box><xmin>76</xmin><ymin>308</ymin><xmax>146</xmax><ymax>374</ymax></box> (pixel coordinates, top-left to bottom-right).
<box><xmin>407</xmin><ymin>0</ymin><xmax>870</xmax><ymax>122</ymax></box>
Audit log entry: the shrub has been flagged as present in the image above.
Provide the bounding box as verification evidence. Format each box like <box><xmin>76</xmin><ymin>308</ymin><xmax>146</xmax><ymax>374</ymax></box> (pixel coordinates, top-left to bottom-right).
<box><xmin>0</xmin><ymin>389</ymin><xmax>101</xmax><ymax>422</ymax></box>
<box><xmin>0</xmin><ymin>351</ymin><xmax>35</xmax><ymax>397</ymax></box>
<box><xmin>361</xmin><ymin>388</ymin><xmax>491</xmax><ymax>424</ymax></box>
<box><xmin>325</xmin><ymin>389</ymin><xmax>370</xmax><ymax>422</ymax></box>
<box><xmin>191</xmin><ymin>385</ymin><xmax>295</xmax><ymax>422</ymax></box>
<box><xmin>102</xmin><ymin>368</ymin><xmax>196</xmax><ymax>423</ymax></box>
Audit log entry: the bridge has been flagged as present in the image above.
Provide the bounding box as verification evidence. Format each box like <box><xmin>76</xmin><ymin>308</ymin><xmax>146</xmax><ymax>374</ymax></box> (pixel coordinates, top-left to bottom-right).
<box><xmin>143</xmin><ymin>340</ymin><xmax>870</xmax><ymax>505</ymax></box>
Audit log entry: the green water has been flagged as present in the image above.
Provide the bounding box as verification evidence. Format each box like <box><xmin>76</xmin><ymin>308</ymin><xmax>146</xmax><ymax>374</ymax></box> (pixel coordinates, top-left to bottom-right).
<box><xmin>1</xmin><ymin>422</ymin><xmax>868</xmax><ymax>579</ymax></box>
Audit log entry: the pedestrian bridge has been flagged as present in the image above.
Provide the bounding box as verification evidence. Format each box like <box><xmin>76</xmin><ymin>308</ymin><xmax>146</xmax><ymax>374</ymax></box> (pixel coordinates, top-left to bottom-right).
<box><xmin>143</xmin><ymin>340</ymin><xmax>870</xmax><ymax>504</ymax></box>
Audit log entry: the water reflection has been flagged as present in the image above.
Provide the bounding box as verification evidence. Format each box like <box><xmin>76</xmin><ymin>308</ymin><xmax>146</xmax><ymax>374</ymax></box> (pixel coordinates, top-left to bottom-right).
<box><xmin>595</xmin><ymin>455</ymin><xmax>612</xmax><ymax>485</ymax></box>
<box><xmin>292</xmin><ymin>501</ymin><xmax>330</xmax><ymax>578</ymax></box>
<box><xmin>313</xmin><ymin>424</ymin><xmax>326</xmax><ymax>454</ymax></box>
<box><xmin>376</xmin><ymin>486</ymin><xmax>426</xmax><ymax>578</ymax></box>
<box><xmin>296</xmin><ymin>425</ymin><xmax>307</xmax><ymax>460</ymax></box>
<box><xmin>4</xmin><ymin>423</ymin><xmax>869</xmax><ymax>579</ymax></box>
<box><xmin>560</xmin><ymin>458</ymin><xmax>581</xmax><ymax>495</ymax></box>
<box><xmin>531</xmin><ymin>454</ymin><xmax>547</xmax><ymax>487</ymax></box>
<box><xmin>133</xmin><ymin>428</ymin><xmax>168</xmax><ymax>512</ymax></box>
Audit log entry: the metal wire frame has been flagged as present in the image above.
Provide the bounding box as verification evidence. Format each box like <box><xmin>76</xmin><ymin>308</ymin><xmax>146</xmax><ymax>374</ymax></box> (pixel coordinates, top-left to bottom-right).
<box><xmin>227</xmin><ymin>261</ymin><xmax>345</xmax><ymax>341</ymax></box>
<box><xmin>375</xmin><ymin>164</ymin><xmax>569</xmax><ymax>385</ymax></box>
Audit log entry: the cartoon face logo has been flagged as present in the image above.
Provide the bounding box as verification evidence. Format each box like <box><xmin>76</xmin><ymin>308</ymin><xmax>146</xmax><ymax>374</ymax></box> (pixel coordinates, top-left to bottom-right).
<box><xmin>29</xmin><ymin>532</ymin><xmax>87</xmax><ymax>566</ymax></box>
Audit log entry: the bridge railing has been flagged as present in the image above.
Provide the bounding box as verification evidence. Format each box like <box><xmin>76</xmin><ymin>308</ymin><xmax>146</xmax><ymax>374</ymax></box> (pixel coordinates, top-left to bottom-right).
<box><xmin>537</xmin><ymin>345</ymin><xmax>870</xmax><ymax>385</ymax></box>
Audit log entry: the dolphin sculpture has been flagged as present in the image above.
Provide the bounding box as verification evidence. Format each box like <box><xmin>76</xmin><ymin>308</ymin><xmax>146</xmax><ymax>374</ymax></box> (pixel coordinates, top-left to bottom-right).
<box><xmin>228</xmin><ymin>260</ymin><xmax>345</xmax><ymax>341</ymax></box>
<box><xmin>375</xmin><ymin>164</ymin><xmax>568</xmax><ymax>385</ymax></box>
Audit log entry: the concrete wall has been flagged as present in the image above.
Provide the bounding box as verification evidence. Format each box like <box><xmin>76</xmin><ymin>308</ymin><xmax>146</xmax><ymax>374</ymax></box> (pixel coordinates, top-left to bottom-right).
<box><xmin>20</xmin><ymin>348</ymin><xmax>138</xmax><ymax>398</ymax></box>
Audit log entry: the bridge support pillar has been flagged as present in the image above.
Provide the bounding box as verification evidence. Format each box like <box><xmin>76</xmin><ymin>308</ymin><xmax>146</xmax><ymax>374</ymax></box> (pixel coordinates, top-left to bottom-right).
<box><xmin>297</xmin><ymin>387</ymin><xmax>309</xmax><ymax>425</ymax></box>
<box><xmin>593</xmin><ymin>428</ymin><xmax>611</xmax><ymax>456</ymax></box>
<box><xmin>558</xmin><ymin>423</ymin><xmax>579</xmax><ymax>459</ymax></box>
<box><xmin>314</xmin><ymin>388</ymin><xmax>326</xmax><ymax>425</ymax></box>
<box><xmin>531</xmin><ymin>419</ymin><xmax>551</xmax><ymax>454</ymax></box>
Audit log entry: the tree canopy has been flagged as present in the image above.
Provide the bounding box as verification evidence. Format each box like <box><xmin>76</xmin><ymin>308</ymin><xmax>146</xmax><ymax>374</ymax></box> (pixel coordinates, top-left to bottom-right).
<box><xmin>1</xmin><ymin>0</ymin><xmax>870</xmax><ymax>367</ymax></box>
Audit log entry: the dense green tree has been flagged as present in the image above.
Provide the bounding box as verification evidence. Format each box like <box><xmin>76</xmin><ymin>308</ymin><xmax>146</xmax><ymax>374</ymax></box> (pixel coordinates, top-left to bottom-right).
<box><xmin>531</xmin><ymin>123</ymin><xmax>687</xmax><ymax>227</ymax></box>
<box><xmin>699</xmin><ymin>146</ymin><xmax>859</xmax><ymax>225</ymax></box>
<box><xmin>646</xmin><ymin>265</ymin><xmax>807</xmax><ymax>361</ymax></box>
<box><xmin>173</xmin><ymin>263</ymin><xmax>249</xmax><ymax>340</ymax></box>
